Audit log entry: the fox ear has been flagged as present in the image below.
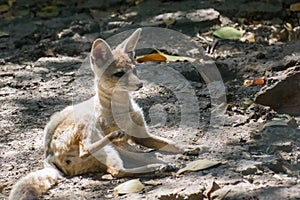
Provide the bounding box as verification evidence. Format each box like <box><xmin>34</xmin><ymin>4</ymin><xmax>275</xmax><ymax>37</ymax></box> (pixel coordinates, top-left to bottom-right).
<box><xmin>116</xmin><ymin>28</ymin><xmax>141</xmax><ymax>58</ymax></box>
<box><xmin>90</xmin><ymin>39</ymin><xmax>114</xmax><ymax>72</ymax></box>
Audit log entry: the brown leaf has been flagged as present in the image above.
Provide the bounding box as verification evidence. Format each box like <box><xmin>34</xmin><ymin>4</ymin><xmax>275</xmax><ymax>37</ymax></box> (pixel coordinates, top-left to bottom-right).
<box><xmin>253</xmin><ymin>77</ymin><xmax>265</xmax><ymax>86</ymax></box>
<box><xmin>136</xmin><ymin>53</ymin><xmax>166</xmax><ymax>63</ymax></box>
<box><xmin>243</xmin><ymin>77</ymin><xmax>265</xmax><ymax>87</ymax></box>
<box><xmin>136</xmin><ymin>49</ymin><xmax>202</xmax><ymax>63</ymax></box>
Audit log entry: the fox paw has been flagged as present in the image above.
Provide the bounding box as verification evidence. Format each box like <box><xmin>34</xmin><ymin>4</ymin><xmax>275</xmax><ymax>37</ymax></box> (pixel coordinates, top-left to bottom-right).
<box><xmin>162</xmin><ymin>163</ymin><xmax>178</xmax><ymax>172</ymax></box>
<box><xmin>152</xmin><ymin>163</ymin><xmax>178</xmax><ymax>176</ymax></box>
<box><xmin>111</xmin><ymin>130</ymin><xmax>126</xmax><ymax>140</ymax></box>
<box><xmin>182</xmin><ymin>145</ymin><xmax>208</xmax><ymax>156</ymax></box>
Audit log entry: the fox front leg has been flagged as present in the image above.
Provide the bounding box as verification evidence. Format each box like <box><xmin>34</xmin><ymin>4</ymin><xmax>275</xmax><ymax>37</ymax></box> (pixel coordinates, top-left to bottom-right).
<box><xmin>79</xmin><ymin>130</ymin><xmax>125</xmax><ymax>158</ymax></box>
<box><xmin>129</xmin><ymin>111</ymin><xmax>204</xmax><ymax>155</ymax></box>
<box><xmin>133</xmin><ymin>134</ymin><xmax>204</xmax><ymax>155</ymax></box>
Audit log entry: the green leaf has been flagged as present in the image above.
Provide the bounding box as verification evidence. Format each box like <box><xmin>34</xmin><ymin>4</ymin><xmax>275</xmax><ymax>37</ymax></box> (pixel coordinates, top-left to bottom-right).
<box><xmin>213</xmin><ymin>27</ymin><xmax>245</xmax><ymax>40</ymax></box>
<box><xmin>177</xmin><ymin>159</ymin><xmax>221</xmax><ymax>175</ymax></box>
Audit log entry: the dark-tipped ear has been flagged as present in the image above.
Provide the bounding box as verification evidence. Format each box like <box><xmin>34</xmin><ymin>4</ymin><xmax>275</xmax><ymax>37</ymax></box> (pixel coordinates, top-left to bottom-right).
<box><xmin>90</xmin><ymin>39</ymin><xmax>114</xmax><ymax>73</ymax></box>
<box><xmin>116</xmin><ymin>28</ymin><xmax>141</xmax><ymax>58</ymax></box>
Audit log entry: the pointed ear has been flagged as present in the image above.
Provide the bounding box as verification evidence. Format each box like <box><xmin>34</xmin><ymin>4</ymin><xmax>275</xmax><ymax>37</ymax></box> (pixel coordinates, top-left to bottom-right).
<box><xmin>116</xmin><ymin>28</ymin><xmax>141</xmax><ymax>58</ymax></box>
<box><xmin>90</xmin><ymin>39</ymin><xmax>114</xmax><ymax>73</ymax></box>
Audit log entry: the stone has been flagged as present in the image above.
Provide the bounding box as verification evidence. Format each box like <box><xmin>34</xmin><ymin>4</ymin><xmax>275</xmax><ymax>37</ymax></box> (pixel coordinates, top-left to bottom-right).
<box><xmin>255</xmin><ymin>66</ymin><xmax>300</xmax><ymax>115</ymax></box>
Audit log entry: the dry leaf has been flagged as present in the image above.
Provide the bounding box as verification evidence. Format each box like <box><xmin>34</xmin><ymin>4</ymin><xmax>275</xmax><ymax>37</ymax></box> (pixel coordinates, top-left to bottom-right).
<box><xmin>8</xmin><ymin>0</ymin><xmax>16</xmax><ymax>7</ymax></box>
<box><xmin>0</xmin><ymin>31</ymin><xmax>9</xmax><ymax>38</ymax></box>
<box><xmin>206</xmin><ymin>181</ymin><xmax>221</xmax><ymax>200</ymax></box>
<box><xmin>290</xmin><ymin>2</ymin><xmax>300</xmax><ymax>11</ymax></box>
<box><xmin>36</xmin><ymin>11</ymin><xmax>59</xmax><ymax>18</ymax></box>
<box><xmin>41</xmin><ymin>5</ymin><xmax>57</xmax><ymax>12</ymax></box>
<box><xmin>0</xmin><ymin>4</ymin><xmax>10</xmax><ymax>13</ymax></box>
<box><xmin>243</xmin><ymin>77</ymin><xmax>265</xmax><ymax>87</ymax></box>
<box><xmin>243</xmin><ymin>80</ymin><xmax>254</xmax><ymax>87</ymax></box>
<box><xmin>37</xmin><ymin>5</ymin><xmax>59</xmax><ymax>18</ymax></box>
<box><xmin>114</xmin><ymin>179</ymin><xmax>144</xmax><ymax>195</ymax></box>
<box><xmin>284</xmin><ymin>23</ymin><xmax>293</xmax><ymax>31</ymax></box>
<box><xmin>155</xmin><ymin>49</ymin><xmax>201</xmax><ymax>62</ymax></box>
<box><xmin>144</xmin><ymin>180</ymin><xmax>162</xmax><ymax>186</ymax></box>
<box><xmin>240</xmin><ymin>32</ymin><xmax>255</xmax><ymax>43</ymax></box>
<box><xmin>136</xmin><ymin>49</ymin><xmax>202</xmax><ymax>63</ymax></box>
<box><xmin>163</xmin><ymin>18</ymin><xmax>176</xmax><ymax>27</ymax></box>
<box><xmin>176</xmin><ymin>159</ymin><xmax>221</xmax><ymax>175</ymax></box>
<box><xmin>136</xmin><ymin>53</ymin><xmax>166</xmax><ymax>63</ymax></box>
<box><xmin>226</xmin><ymin>103</ymin><xmax>234</xmax><ymax>110</ymax></box>
<box><xmin>253</xmin><ymin>77</ymin><xmax>265</xmax><ymax>85</ymax></box>
<box><xmin>90</xmin><ymin>9</ymin><xmax>114</xmax><ymax>19</ymax></box>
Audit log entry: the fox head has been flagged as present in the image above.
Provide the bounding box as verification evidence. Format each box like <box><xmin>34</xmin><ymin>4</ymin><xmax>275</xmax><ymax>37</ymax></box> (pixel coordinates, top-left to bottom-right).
<box><xmin>90</xmin><ymin>28</ymin><xmax>143</xmax><ymax>92</ymax></box>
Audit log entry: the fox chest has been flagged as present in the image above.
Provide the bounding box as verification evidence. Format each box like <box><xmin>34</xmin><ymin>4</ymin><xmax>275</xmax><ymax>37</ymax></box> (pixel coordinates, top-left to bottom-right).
<box><xmin>97</xmin><ymin>111</ymin><xmax>145</xmax><ymax>136</ymax></box>
<box><xmin>97</xmin><ymin>117</ymin><xmax>120</xmax><ymax>136</ymax></box>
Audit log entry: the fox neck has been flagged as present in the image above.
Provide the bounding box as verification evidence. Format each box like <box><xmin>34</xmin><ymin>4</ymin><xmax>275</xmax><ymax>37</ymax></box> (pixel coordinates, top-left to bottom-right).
<box><xmin>96</xmin><ymin>84</ymin><xmax>133</xmax><ymax>116</ymax></box>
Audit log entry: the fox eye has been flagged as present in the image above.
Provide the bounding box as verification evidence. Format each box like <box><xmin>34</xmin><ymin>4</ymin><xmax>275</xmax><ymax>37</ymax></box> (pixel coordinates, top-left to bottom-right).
<box><xmin>113</xmin><ymin>71</ymin><xmax>126</xmax><ymax>78</ymax></box>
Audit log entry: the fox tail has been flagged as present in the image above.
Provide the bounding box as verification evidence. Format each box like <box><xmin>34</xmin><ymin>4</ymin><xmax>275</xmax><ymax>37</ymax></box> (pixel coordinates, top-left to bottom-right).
<box><xmin>9</xmin><ymin>167</ymin><xmax>60</xmax><ymax>200</ymax></box>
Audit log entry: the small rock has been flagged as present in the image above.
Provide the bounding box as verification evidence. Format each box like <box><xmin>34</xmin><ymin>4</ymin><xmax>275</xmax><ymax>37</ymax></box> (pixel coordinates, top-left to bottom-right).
<box><xmin>25</xmin><ymin>65</ymin><xmax>32</xmax><ymax>70</ymax></box>
<box><xmin>158</xmin><ymin>184</ymin><xmax>205</xmax><ymax>200</ymax></box>
<box><xmin>159</xmin><ymin>191</ymin><xmax>204</xmax><ymax>200</ymax></box>
<box><xmin>101</xmin><ymin>174</ymin><xmax>113</xmax><ymax>180</ymax></box>
<box><xmin>32</xmin><ymin>67</ymin><xmax>50</xmax><ymax>74</ymax></box>
<box><xmin>0</xmin><ymin>182</ymin><xmax>8</xmax><ymax>193</ymax></box>
<box><xmin>235</xmin><ymin>160</ymin><xmax>261</xmax><ymax>175</ymax></box>
<box><xmin>255</xmin><ymin>66</ymin><xmax>300</xmax><ymax>115</ymax></box>
<box><xmin>0</xmin><ymin>59</ymin><xmax>5</xmax><ymax>65</ymax></box>
<box><xmin>186</xmin><ymin>9</ymin><xmax>219</xmax><ymax>22</ymax></box>
<box><xmin>255</xmin><ymin>52</ymin><xmax>266</xmax><ymax>59</ymax></box>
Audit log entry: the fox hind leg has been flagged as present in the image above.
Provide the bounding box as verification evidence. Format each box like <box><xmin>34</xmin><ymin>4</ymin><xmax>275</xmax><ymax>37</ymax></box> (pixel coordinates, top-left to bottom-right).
<box><xmin>108</xmin><ymin>163</ymin><xmax>167</xmax><ymax>178</ymax></box>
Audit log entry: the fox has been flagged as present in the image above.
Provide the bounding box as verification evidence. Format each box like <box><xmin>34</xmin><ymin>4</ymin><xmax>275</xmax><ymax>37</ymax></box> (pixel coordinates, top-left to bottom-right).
<box><xmin>9</xmin><ymin>28</ymin><xmax>201</xmax><ymax>200</ymax></box>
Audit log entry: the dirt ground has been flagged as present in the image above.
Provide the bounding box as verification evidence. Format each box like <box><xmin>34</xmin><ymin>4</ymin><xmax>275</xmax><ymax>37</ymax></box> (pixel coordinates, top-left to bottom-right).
<box><xmin>1</xmin><ymin>0</ymin><xmax>300</xmax><ymax>199</ymax></box>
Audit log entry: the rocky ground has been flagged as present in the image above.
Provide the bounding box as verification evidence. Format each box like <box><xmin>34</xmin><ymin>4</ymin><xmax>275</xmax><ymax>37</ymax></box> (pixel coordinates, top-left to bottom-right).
<box><xmin>0</xmin><ymin>0</ymin><xmax>300</xmax><ymax>199</ymax></box>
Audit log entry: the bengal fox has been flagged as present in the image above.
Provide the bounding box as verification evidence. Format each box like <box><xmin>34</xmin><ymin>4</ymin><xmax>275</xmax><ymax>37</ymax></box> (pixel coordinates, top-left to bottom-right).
<box><xmin>9</xmin><ymin>28</ymin><xmax>201</xmax><ymax>200</ymax></box>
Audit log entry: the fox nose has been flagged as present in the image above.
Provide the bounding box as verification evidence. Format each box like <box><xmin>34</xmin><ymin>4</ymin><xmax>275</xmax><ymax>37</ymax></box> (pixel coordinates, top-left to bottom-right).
<box><xmin>136</xmin><ymin>82</ymin><xmax>143</xmax><ymax>89</ymax></box>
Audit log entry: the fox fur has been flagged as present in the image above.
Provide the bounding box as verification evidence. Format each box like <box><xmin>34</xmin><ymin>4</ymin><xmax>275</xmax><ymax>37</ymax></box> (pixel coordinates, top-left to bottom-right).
<box><xmin>9</xmin><ymin>28</ymin><xmax>200</xmax><ymax>200</ymax></box>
